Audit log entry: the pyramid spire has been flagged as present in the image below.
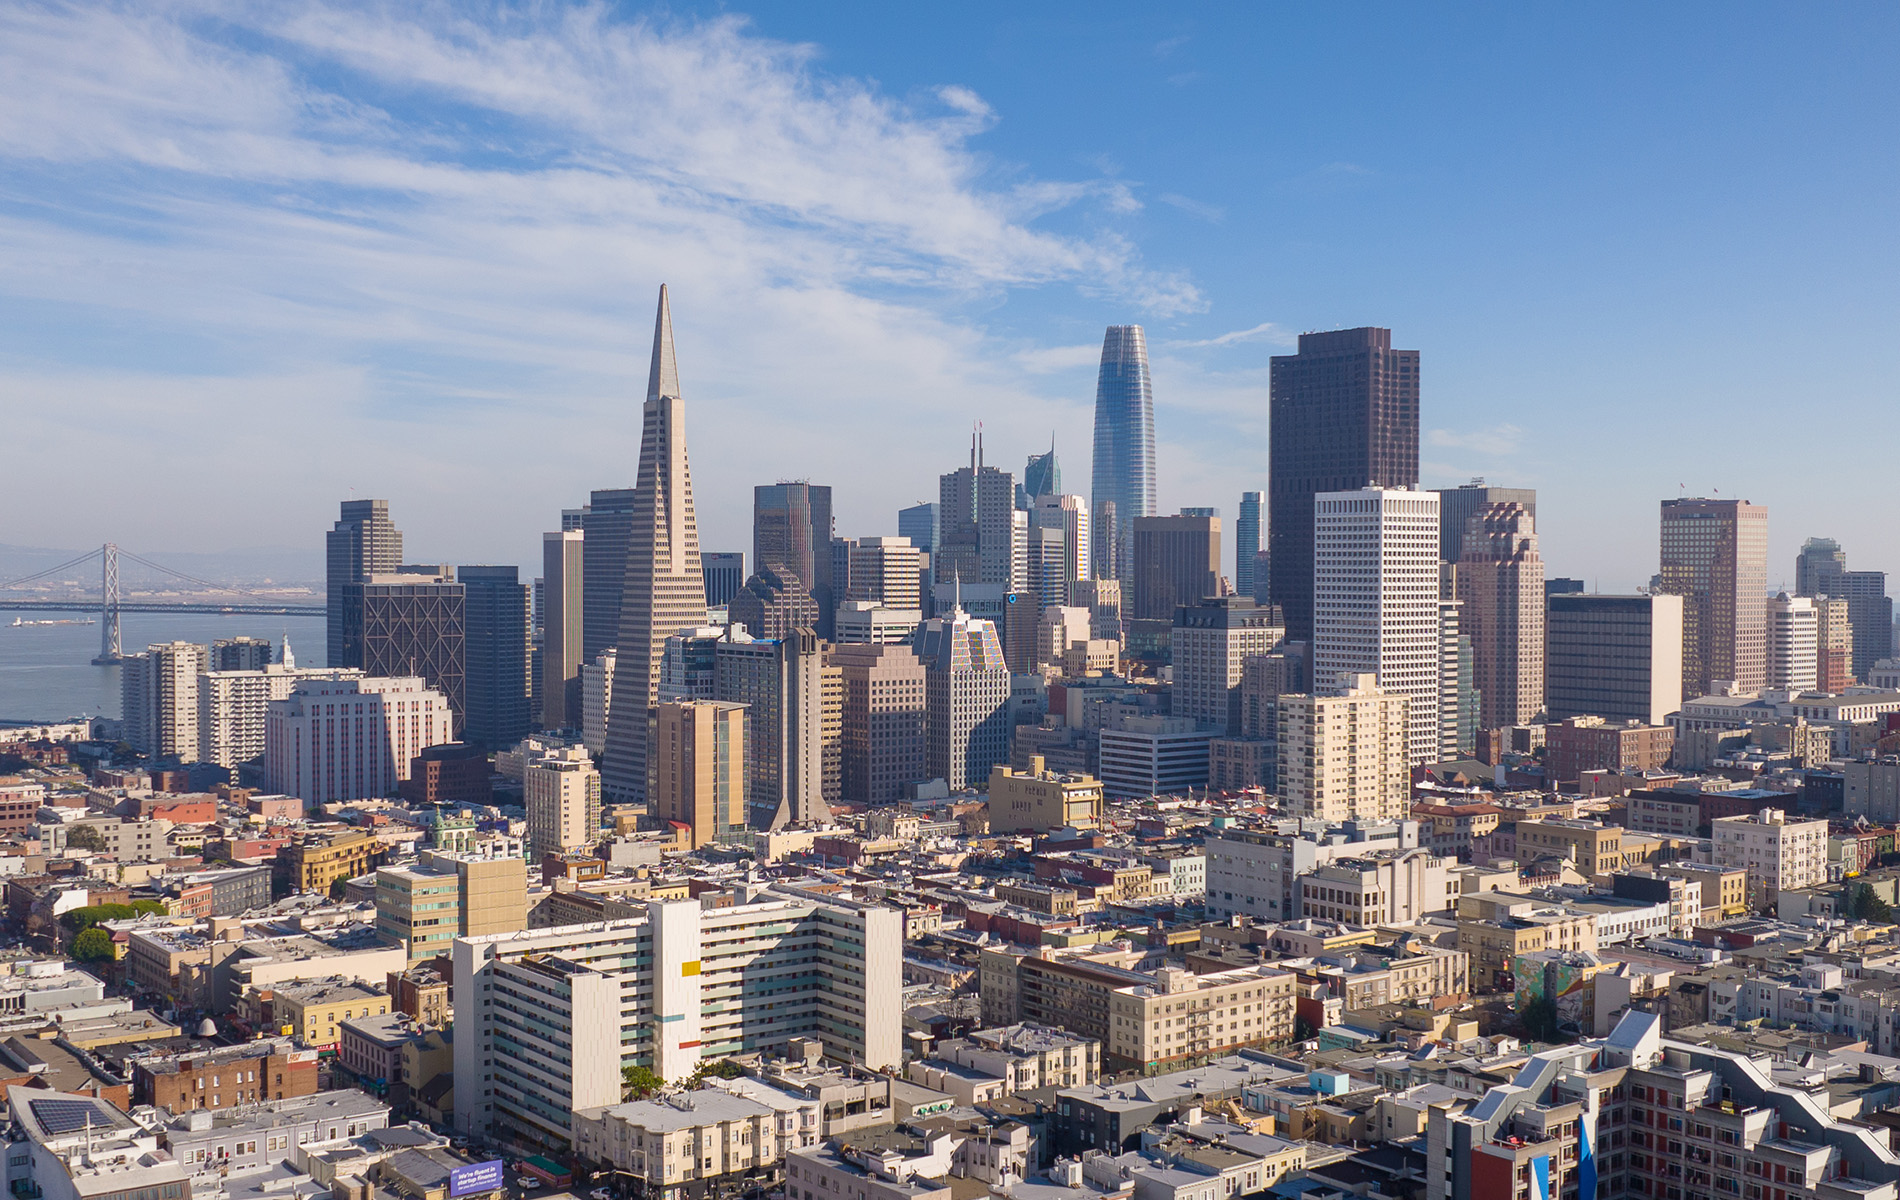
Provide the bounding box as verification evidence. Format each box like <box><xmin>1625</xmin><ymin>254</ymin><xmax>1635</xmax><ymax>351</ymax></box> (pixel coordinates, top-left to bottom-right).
<box><xmin>603</xmin><ymin>283</ymin><xmax>705</xmax><ymax>804</ymax></box>
<box><xmin>648</xmin><ymin>283</ymin><xmax>680</xmax><ymax>403</ymax></box>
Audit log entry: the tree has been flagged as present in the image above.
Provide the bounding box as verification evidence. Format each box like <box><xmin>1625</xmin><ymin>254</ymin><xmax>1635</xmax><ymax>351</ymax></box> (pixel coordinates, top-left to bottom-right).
<box><xmin>329</xmin><ymin>877</ymin><xmax>348</xmax><ymax>901</ymax></box>
<box><xmin>1849</xmin><ymin>883</ymin><xmax>1895</xmax><ymax>924</ymax></box>
<box><xmin>1519</xmin><ymin>992</ymin><xmax>1559</xmax><ymax>1042</ymax></box>
<box><xmin>685</xmin><ymin>1058</ymin><xmax>744</xmax><ymax>1088</ymax></box>
<box><xmin>64</xmin><ymin>825</ymin><xmax>106</xmax><ymax>852</ymax></box>
<box><xmin>71</xmin><ymin>928</ymin><xmax>114</xmax><ymax>962</ymax></box>
<box><xmin>622</xmin><ymin>1065</ymin><xmax>664</xmax><ymax>1100</ymax></box>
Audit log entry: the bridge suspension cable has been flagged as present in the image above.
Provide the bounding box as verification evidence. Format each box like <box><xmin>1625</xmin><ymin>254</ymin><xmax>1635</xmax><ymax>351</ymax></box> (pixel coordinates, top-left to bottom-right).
<box><xmin>0</xmin><ymin>546</ymin><xmax>103</xmax><ymax>592</ymax></box>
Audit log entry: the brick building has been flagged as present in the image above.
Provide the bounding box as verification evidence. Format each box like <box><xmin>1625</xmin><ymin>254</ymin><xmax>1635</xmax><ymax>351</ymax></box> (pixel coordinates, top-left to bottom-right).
<box><xmin>131</xmin><ymin>1041</ymin><xmax>318</xmax><ymax>1114</ymax></box>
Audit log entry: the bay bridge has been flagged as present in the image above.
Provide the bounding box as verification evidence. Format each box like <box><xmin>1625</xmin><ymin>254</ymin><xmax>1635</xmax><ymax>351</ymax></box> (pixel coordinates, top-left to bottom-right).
<box><xmin>0</xmin><ymin>544</ymin><xmax>324</xmax><ymax>664</ymax></box>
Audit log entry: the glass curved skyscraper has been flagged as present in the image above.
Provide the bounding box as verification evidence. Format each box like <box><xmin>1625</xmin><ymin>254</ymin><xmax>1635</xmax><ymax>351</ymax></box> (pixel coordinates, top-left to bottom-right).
<box><xmin>1089</xmin><ymin>325</ymin><xmax>1155</xmax><ymax>576</ymax></box>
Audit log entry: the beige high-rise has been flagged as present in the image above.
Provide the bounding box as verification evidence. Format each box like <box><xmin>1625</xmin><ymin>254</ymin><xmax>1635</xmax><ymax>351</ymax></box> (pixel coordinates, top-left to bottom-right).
<box><xmin>1659</xmin><ymin>497</ymin><xmax>1768</xmax><ymax>697</ymax></box>
<box><xmin>846</xmin><ymin>537</ymin><xmax>924</xmax><ymax>610</ymax></box>
<box><xmin>603</xmin><ymin>285</ymin><xmax>706</xmax><ymax>802</ymax></box>
<box><xmin>1454</xmin><ymin>502</ymin><xmax>1544</xmax><ymax>728</ymax></box>
<box><xmin>1277</xmin><ymin>673</ymin><xmax>1410</xmax><ymax>823</ymax></box>
<box><xmin>525</xmin><ymin>745</ymin><xmax>602</xmax><ymax>860</ymax></box>
<box><xmin>654</xmin><ymin>701</ymin><xmax>747</xmax><ymax>849</ymax></box>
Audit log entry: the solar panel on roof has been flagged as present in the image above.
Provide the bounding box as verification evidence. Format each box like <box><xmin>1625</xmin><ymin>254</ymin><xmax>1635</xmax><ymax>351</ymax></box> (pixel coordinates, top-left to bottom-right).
<box><xmin>30</xmin><ymin>1098</ymin><xmax>110</xmax><ymax>1136</ymax></box>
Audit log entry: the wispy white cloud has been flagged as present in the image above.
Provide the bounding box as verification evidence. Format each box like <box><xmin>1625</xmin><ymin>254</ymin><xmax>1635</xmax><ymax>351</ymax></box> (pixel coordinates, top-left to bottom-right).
<box><xmin>1168</xmin><ymin>322</ymin><xmax>1292</xmax><ymax>349</ymax></box>
<box><xmin>1158</xmin><ymin>193</ymin><xmax>1224</xmax><ymax>223</ymax></box>
<box><xmin>0</xmin><ymin>2</ymin><xmax>1205</xmax><ymax>559</ymax></box>
<box><xmin>1428</xmin><ymin>424</ymin><xmax>1527</xmax><ymax>456</ymax></box>
<box><xmin>1014</xmin><ymin>344</ymin><xmax>1103</xmax><ymax>374</ymax></box>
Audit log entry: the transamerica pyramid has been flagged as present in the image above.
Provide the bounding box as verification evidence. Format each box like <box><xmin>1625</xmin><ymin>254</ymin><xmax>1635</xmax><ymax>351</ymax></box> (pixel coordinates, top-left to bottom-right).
<box><xmin>601</xmin><ymin>285</ymin><xmax>706</xmax><ymax>803</ymax></box>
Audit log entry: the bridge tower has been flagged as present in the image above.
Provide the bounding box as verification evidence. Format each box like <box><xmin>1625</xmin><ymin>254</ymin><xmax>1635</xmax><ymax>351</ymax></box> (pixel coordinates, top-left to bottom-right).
<box><xmin>91</xmin><ymin>543</ymin><xmax>122</xmax><ymax>665</ymax></box>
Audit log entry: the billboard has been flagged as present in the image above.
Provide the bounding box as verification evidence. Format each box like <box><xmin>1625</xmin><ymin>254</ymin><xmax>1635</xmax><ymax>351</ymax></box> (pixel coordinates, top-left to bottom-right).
<box><xmin>449</xmin><ymin>1161</ymin><xmax>506</xmax><ymax>1197</ymax></box>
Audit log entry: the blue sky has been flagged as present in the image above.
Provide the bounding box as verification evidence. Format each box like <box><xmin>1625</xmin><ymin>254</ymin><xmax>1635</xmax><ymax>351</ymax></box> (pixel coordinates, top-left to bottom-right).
<box><xmin>1</xmin><ymin>2</ymin><xmax>1896</xmax><ymax>592</ymax></box>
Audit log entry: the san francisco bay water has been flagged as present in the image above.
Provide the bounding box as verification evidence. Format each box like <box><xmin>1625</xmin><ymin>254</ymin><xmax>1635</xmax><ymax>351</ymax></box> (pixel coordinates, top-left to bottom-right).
<box><xmin>0</xmin><ymin>609</ymin><xmax>328</xmax><ymax>723</ymax></box>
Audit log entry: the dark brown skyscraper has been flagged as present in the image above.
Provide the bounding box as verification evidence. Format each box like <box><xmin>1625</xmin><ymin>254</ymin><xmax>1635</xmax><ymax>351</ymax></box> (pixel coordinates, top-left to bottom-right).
<box><xmin>1268</xmin><ymin>328</ymin><xmax>1420</xmax><ymax>644</ymax></box>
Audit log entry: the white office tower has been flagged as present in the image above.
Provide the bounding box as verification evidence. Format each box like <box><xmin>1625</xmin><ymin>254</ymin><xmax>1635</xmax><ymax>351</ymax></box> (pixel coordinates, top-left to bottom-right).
<box><xmin>1314</xmin><ymin>487</ymin><xmax>1442</xmax><ymax>764</ymax></box>
<box><xmin>1766</xmin><ymin>593</ymin><xmax>1819</xmax><ymax>693</ymax></box>
<box><xmin>525</xmin><ymin>745</ymin><xmax>603</xmax><ymax>861</ymax></box>
<box><xmin>264</xmin><ymin>676</ymin><xmax>454</xmax><ymax>802</ymax></box>
<box><xmin>914</xmin><ymin>598</ymin><xmax>1012</xmax><ymax>789</ymax></box>
<box><xmin>580</xmin><ymin>649</ymin><xmax>615</xmax><ymax>753</ymax></box>
<box><xmin>120</xmin><ymin>641</ymin><xmax>210</xmax><ymax>759</ymax></box>
<box><xmin>1277</xmin><ymin>673</ymin><xmax>1410</xmax><ymax>823</ymax></box>
<box><xmin>452</xmin><ymin>889</ymin><xmax>904</xmax><ymax>1145</ymax></box>
<box><xmin>1031</xmin><ymin>494</ymin><xmax>1091</xmax><ymax>595</ymax></box>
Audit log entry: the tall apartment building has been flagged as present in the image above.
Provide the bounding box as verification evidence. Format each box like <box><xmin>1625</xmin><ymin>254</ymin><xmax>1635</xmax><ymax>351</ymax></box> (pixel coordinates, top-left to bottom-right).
<box><xmin>1766</xmin><ymin>592</ymin><xmax>1819</xmax><ymax>693</ymax></box>
<box><xmin>1269</xmin><ymin>328</ymin><xmax>1420</xmax><ymax>645</ymax></box>
<box><xmin>845</xmin><ymin>537</ymin><xmax>924</xmax><ymax>610</ymax></box>
<box><xmin>1433</xmin><ymin>481</ymin><xmax>1537</xmax><ymax>564</ymax></box>
<box><xmin>604</xmin><ymin>287</ymin><xmax>710</xmax><ymax>804</ymax></box>
<box><xmin>362</xmin><ymin>570</ymin><xmax>466</xmax><ymax>734</ymax></box>
<box><xmin>1277</xmin><ymin>674</ymin><xmax>1409</xmax><ymax>823</ymax></box>
<box><xmin>1545</xmin><ymin>593</ymin><xmax>1685</xmax><ymax>726</ymax></box>
<box><xmin>326</xmin><ymin>498</ymin><xmax>403</xmax><ymax>669</ymax></box>
<box><xmin>1234</xmin><ymin>491</ymin><xmax>1264</xmax><ymax>600</ymax></box>
<box><xmin>459</xmin><ymin>565</ymin><xmax>531</xmax><ymax>749</ymax></box>
<box><xmin>541</xmin><ymin>529</ymin><xmax>585</xmax><ymax>730</ymax></box>
<box><xmin>451</xmin><ymin>890</ymin><xmax>904</xmax><ymax>1145</ymax></box>
<box><xmin>120</xmin><ymin>640</ymin><xmax>209</xmax><ymax>759</ymax></box>
<box><xmin>701</xmin><ymin>550</ymin><xmax>744</xmax><ymax>609</ymax></box>
<box><xmin>915</xmin><ymin>602</ymin><xmax>1012</xmax><ymax>790</ymax></box>
<box><xmin>580</xmin><ymin>649</ymin><xmax>614</xmax><ymax>753</ymax></box>
<box><xmin>581</xmin><ymin>487</ymin><xmax>637</xmax><ymax>661</ymax></box>
<box><xmin>833</xmin><ymin>643</ymin><xmax>927</xmax><ymax>805</ymax></box>
<box><xmin>1817</xmin><ymin>596</ymin><xmax>1854</xmax><ymax>691</ymax></box>
<box><xmin>1428</xmin><ymin>1010</ymin><xmax>1900</xmax><ymax>1200</ymax></box>
<box><xmin>1129</xmin><ymin>514</ymin><xmax>1221</xmax><ymax>623</ymax></box>
<box><xmin>654</xmin><ymin>701</ymin><xmax>747</xmax><ymax>849</ymax></box>
<box><xmin>1314</xmin><ymin>488</ymin><xmax>1442</xmax><ymax>764</ymax></box>
<box><xmin>524</xmin><ymin>744</ymin><xmax>602</xmax><ymax>861</ymax></box>
<box><xmin>1712</xmin><ymin>807</ymin><xmax>1827</xmax><ymax>908</ymax></box>
<box><xmin>1172</xmin><ymin>597</ymin><xmax>1285</xmax><ymax>736</ymax></box>
<box><xmin>199</xmin><ymin>661</ymin><xmax>363</xmax><ymax>768</ymax></box>
<box><xmin>264</xmin><ymin>676</ymin><xmax>454</xmax><ymax>803</ymax></box>
<box><xmin>1542</xmin><ymin>716</ymin><xmax>1674</xmax><ymax>790</ymax></box>
<box><xmin>754</xmin><ymin>483</ymin><xmax>835</xmax><ymax>638</ymax></box>
<box><xmin>1091</xmin><ymin>325</ymin><xmax>1156</xmax><ymax>576</ymax></box>
<box><xmin>1659</xmin><ymin>497</ymin><xmax>1769</xmax><ymax>696</ymax></box>
<box><xmin>936</xmin><ymin>435</ymin><xmax>1021</xmax><ymax>592</ymax></box>
<box><xmin>1454</xmin><ymin>501</ymin><xmax>1544</xmax><ymax>729</ymax></box>
<box><xmin>714</xmin><ymin>631</ymin><xmax>830</xmax><ymax>830</ymax></box>
<box><xmin>374</xmin><ymin>850</ymin><xmax>527</xmax><ymax>964</ymax></box>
